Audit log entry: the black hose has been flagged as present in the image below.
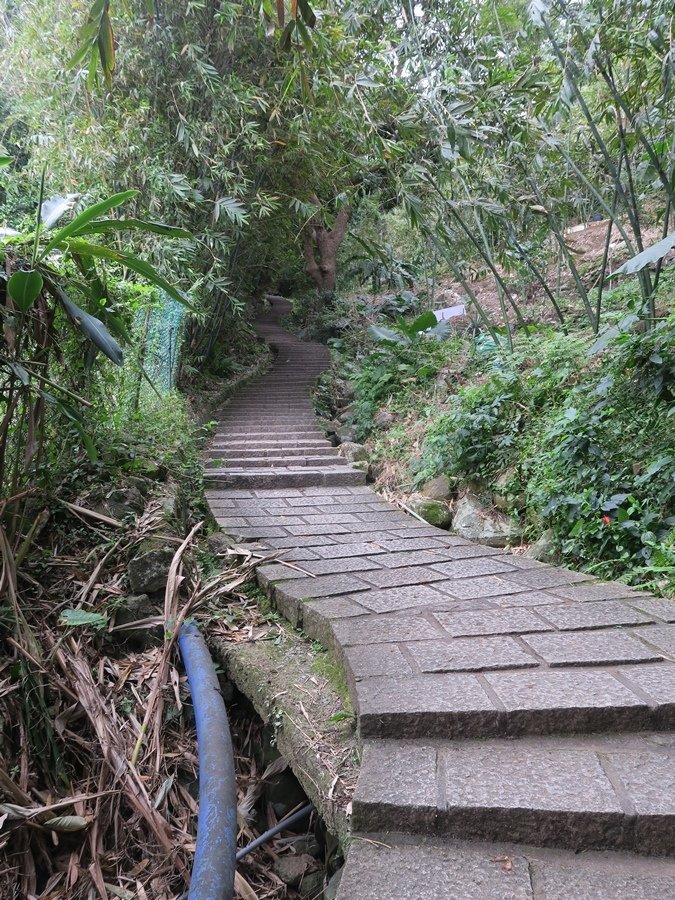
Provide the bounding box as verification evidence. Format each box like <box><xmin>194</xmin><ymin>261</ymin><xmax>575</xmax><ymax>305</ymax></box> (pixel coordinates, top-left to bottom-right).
<box><xmin>178</xmin><ymin>621</ymin><xmax>237</xmax><ymax>900</ymax></box>
<box><xmin>236</xmin><ymin>803</ymin><xmax>315</xmax><ymax>862</ymax></box>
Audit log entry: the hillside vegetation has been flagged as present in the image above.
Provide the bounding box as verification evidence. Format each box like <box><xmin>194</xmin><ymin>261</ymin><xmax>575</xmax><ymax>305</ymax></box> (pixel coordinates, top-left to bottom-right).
<box><xmin>0</xmin><ymin>0</ymin><xmax>674</xmax><ymax>894</ymax></box>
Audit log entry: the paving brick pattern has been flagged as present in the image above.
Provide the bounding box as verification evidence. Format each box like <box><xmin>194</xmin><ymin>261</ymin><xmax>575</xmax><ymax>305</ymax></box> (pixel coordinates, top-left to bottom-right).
<box><xmin>206</xmin><ymin>298</ymin><xmax>675</xmax><ymax>897</ymax></box>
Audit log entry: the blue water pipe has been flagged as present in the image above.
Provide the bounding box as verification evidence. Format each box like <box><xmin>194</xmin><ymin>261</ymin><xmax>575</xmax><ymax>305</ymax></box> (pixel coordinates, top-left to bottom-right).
<box><xmin>178</xmin><ymin>621</ymin><xmax>237</xmax><ymax>900</ymax></box>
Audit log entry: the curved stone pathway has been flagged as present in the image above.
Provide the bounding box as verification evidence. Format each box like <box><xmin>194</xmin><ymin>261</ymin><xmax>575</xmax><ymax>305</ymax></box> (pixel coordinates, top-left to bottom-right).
<box><xmin>206</xmin><ymin>298</ymin><xmax>675</xmax><ymax>898</ymax></box>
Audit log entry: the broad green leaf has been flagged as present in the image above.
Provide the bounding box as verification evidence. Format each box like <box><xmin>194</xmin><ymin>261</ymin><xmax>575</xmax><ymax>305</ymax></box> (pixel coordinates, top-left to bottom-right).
<box><xmin>59</xmin><ymin>609</ymin><xmax>108</xmax><ymax>629</ymax></box>
<box><xmin>38</xmin><ymin>190</ymin><xmax>138</xmax><ymax>261</ymax></box>
<box><xmin>66</xmin><ymin>237</ymin><xmax>193</xmax><ymax>309</ymax></box>
<box><xmin>74</xmin><ymin>218</ymin><xmax>192</xmax><ymax>239</ymax></box>
<box><xmin>611</xmin><ymin>232</ymin><xmax>675</xmax><ymax>277</ymax></box>
<box><xmin>0</xmin><ymin>156</ymin><xmax>11</xmax><ymax>168</ymax></box>
<box><xmin>58</xmin><ymin>289</ymin><xmax>124</xmax><ymax>366</ymax></box>
<box><xmin>408</xmin><ymin>311</ymin><xmax>438</xmax><ymax>334</ymax></box>
<box><xmin>8</xmin><ymin>270</ymin><xmax>43</xmax><ymax>312</ymax></box>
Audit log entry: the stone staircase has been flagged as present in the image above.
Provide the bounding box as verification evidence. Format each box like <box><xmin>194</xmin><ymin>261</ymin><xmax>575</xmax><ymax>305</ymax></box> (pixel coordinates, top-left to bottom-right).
<box><xmin>206</xmin><ymin>297</ymin><xmax>675</xmax><ymax>899</ymax></box>
<box><xmin>204</xmin><ymin>299</ymin><xmax>365</xmax><ymax>491</ymax></box>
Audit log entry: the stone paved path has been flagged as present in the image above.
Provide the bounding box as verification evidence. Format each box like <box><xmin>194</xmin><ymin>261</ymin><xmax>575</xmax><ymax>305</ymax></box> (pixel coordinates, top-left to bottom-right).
<box><xmin>206</xmin><ymin>298</ymin><xmax>675</xmax><ymax>898</ymax></box>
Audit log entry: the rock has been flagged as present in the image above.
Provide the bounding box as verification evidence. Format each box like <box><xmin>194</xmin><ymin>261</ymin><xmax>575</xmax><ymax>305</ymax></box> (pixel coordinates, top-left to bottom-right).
<box><xmin>407</xmin><ymin>494</ymin><xmax>452</xmax><ymax>528</ymax></box>
<box><xmin>127</xmin><ymin>545</ymin><xmax>175</xmax><ymax>594</ymax></box>
<box><xmin>265</xmin><ymin>770</ymin><xmax>308</xmax><ymax>819</ymax></box>
<box><xmin>492</xmin><ymin>467</ymin><xmax>525</xmax><ymax>512</ymax></box>
<box><xmin>373</xmin><ymin>409</ymin><xmax>394</xmax><ymax>429</ymax></box>
<box><xmin>452</xmin><ymin>492</ymin><xmax>521</xmax><ymax>548</ymax></box>
<box><xmin>336</xmin><ymin>442</ymin><xmax>368</xmax><ymax>463</ymax></box>
<box><xmin>288</xmin><ymin>835</ymin><xmax>323</xmax><ymax>859</ymax></box>
<box><xmin>318</xmin><ymin>418</ymin><xmax>338</xmax><ymax>435</ymax></box>
<box><xmin>525</xmin><ymin>529</ymin><xmax>558</xmax><ymax>563</ymax></box>
<box><xmin>337</xmin><ymin>402</ymin><xmax>357</xmax><ymax>423</ymax></box>
<box><xmin>158</xmin><ymin>481</ymin><xmax>184</xmax><ymax>524</ymax></box>
<box><xmin>113</xmin><ymin>594</ymin><xmax>162</xmax><ymax>648</ymax></box>
<box><xmin>273</xmin><ymin>854</ymin><xmax>320</xmax><ymax>888</ymax></box>
<box><xmin>420</xmin><ymin>475</ymin><xmax>452</xmax><ymax>502</ymax></box>
<box><xmin>326</xmin><ymin>868</ymin><xmax>343</xmax><ymax>900</ymax></box>
<box><xmin>335</xmin><ymin>424</ymin><xmax>357</xmax><ymax>444</ymax></box>
<box><xmin>101</xmin><ymin>485</ymin><xmax>145</xmax><ymax>520</ymax></box>
<box><xmin>299</xmin><ymin>870</ymin><xmax>325</xmax><ymax>898</ymax></box>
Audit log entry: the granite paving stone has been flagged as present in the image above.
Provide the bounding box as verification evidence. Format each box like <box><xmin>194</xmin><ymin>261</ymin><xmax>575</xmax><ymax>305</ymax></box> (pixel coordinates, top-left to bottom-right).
<box><xmin>312</xmin><ymin>541</ymin><xmax>388</xmax><ymax>559</ymax></box>
<box><xmin>522</xmin><ymin>630</ymin><xmax>664</xmax><ymax>667</ymax></box>
<box><xmin>352</xmin><ymin>741</ymin><xmax>437</xmax><ymax>831</ymax></box>
<box><xmin>357</xmin><ymin>673</ymin><xmax>499</xmax><ymax>738</ymax></box>
<box><xmin>299</xmin><ymin>556</ymin><xmax>384</xmax><ymax>576</ymax></box>
<box><xmin>534</xmin><ymin>862</ymin><xmax>675</xmax><ymax>900</ymax></box>
<box><xmin>433</xmin><ymin>607</ymin><xmax>551</xmax><ymax>637</ymax></box>
<box><xmin>275</xmin><ymin>573</ymin><xmax>371</xmax><ymax>600</ymax></box>
<box><xmin>432</xmin><ymin>575</ymin><xmax>532</xmax><ymax>600</ymax></box>
<box><xmin>430</xmin><ymin>557</ymin><xmax>517</xmax><ymax>578</ymax></box>
<box><xmin>628</xmin><ymin>597</ymin><xmax>675</xmax><ymax>622</ymax></box>
<box><xmin>406</xmin><ymin>636</ymin><xmax>539</xmax><ymax>673</ymax></box>
<box><xmin>336</xmin><ymin>838</ymin><xmax>534</xmax><ymax>900</ymax></box>
<box><xmin>333</xmin><ymin>612</ymin><xmax>445</xmax><ymax>645</ymax></box>
<box><xmin>505</xmin><ymin>567</ymin><xmax>593</xmax><ymax>589</ymax></box>
<box><xmin>536</xmin><ymin>600</ymin><xmax>654</xmax><ymax>631</ymax></box>
<box><xmin>617</xmin><ymin>663</ymin><xmax>675</xmax><ymax>707</ymax></box>
<box><xmin>439</xmin><ymin>743</ymin><xmax>624</xmax><ymax>849</ymax></box>
<box><xmin>485</xmin><ymin>670</ymin><xmax>652</xmax><ymax>734</ymax></box>
<box><xmin>488</xmin><ymin>590</ymin><xmax>571</xmax><ymax>608</ymax></box>
<box><xmin>343</xmin><ymin>643</ymin><xmax>413</xmax><ymax>679</ymax></box>
<box><xmin>549</xmin><ymin>582</ymin><xmax>648</xmax><ymax>602</ymax></box>
<box><xmin>343</xmin><ymin>584</ymin><xmax>447</xmax><ymax>614</ymax></box>
<box><xmin>375</xmin><ymin>549</ymin><xmax>452</xmax><ymax>569</ymax></box>
<box><xmin>358</xmin><ymin>566</ymin><xmax>448</xmax><ymax>589</ymax></box>
<box><xmin>630</xmin><ymin>624</ymin><xmax>675</xmax><ymax>657</ymax></box>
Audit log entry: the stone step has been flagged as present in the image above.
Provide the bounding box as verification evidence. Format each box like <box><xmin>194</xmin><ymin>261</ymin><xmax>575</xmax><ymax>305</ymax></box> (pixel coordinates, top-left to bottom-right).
<box><xmin>204</xmin><ymin>467</ymin><xmax>367</xmax><ymax>488</ymax></box>
<box><xmin>211</xmin><ymin>418</ymin><xmax>319</xmax><ymax>429</ymax></box>
<box><xmin>351</xmin><ymin>734</ymin><xmax>675</xmax><ymax>856</ymax></box>
<box><xmin>209</xmin><ymin>438</ymin><xmax>330</xmax><ymax>450</ymax></box>
<box><xmin>208</xmin><ymin>445</ymin><xmax>335</xmax><ymax>459</ymax></box>
<box><xmin>204</xmin><ymin>454</ymin><xmax>342</xmax><ymax>469</ymax></box>
<box><xmin>212</xmin><ymin>425</ymin><xmax>323</xmax><ymax>435</ymax></box>
<box><xmin>336</xmin><ymin>832</ymin><xmax>675</xmax><ymax>900</ymax></box>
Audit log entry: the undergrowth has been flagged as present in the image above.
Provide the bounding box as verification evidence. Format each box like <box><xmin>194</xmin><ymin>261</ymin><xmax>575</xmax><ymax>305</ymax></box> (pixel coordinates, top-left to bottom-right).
<box><xmin>317</xmin><ymin>284</ymin><xmax>675</xmax><ymax>595</ymax></box>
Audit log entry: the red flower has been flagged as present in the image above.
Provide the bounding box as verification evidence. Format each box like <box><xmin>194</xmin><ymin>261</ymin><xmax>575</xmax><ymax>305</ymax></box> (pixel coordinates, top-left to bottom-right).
<box><xmin>602</xmin><ymin>515</ymin><xmax>611</xmax><ymax>525</ymax></box>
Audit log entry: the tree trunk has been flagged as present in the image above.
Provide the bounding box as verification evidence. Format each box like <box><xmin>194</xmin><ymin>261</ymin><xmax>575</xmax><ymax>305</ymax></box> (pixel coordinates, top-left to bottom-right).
<box><xmin>302</xmin><ymin>204</ymin><xmax>350</xmax><ymax>293</ymax></box>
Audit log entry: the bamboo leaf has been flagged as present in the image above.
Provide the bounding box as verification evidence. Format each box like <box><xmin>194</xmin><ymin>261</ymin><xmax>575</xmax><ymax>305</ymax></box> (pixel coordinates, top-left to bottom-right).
<box><xmin>74</xmin><ymin>217</ymin><xmax>192</xmax><ymax>239</ymax></box>
<box><xmin>297</xmin><ymin>0</ymin><xmax>316</xmax><ymax>27</ymax></box>
<box><xmin>59</xmin><ymin>609</ymin><xmax>109</xmax><ymax>629</ymax></box>
<box><xmin>57</xmin><ymin>237</ymin><xmax>193</xmax><ymax>309</ymax></box>
<box><xmin>43</xmin><ymin>815</ymin><xmax>90</xmax><ymax>832</ymax></box>
<box><xmin>0</xmin><ymin>156</ymin><xmax>12</xmax><ymax>168</ymax></box>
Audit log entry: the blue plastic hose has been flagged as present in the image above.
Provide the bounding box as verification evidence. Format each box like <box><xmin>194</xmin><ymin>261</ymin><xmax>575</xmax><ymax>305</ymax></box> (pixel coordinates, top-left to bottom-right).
<box><xmin>178</xmin><ymin>621</ymin><xmax>237</xmax><ymax>900</ymax></box>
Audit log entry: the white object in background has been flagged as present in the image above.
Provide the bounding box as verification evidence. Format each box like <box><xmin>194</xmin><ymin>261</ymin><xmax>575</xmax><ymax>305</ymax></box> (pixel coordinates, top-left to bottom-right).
<box><xmin>434</xmin><ymin>304</ymin><xmax>465</xmax><ymax>321</ymax></box>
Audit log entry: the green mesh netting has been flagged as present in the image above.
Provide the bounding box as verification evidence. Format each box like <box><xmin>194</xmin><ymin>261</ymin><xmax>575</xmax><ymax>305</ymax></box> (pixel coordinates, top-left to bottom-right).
<box><xmin>140</xmin><ymin>293</ymin><xmax>186</xmax><ymax>393</ymax></box>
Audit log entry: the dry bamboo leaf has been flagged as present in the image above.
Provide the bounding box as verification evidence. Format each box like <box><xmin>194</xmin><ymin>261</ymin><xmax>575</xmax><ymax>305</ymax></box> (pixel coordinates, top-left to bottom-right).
<box><xmin>42</xmin><ymin>815</ymin><xmax>89</xmax><ymax>832</ymax></box>
<box><xmin>235</xmin><ymin>870</ymin><xmax>260</xmax><ymax>900</ymax></box>
<box><xmin>60</xmin><ymin>501</ymin><xmax>123</xmax><ymax>528</ymax></box>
